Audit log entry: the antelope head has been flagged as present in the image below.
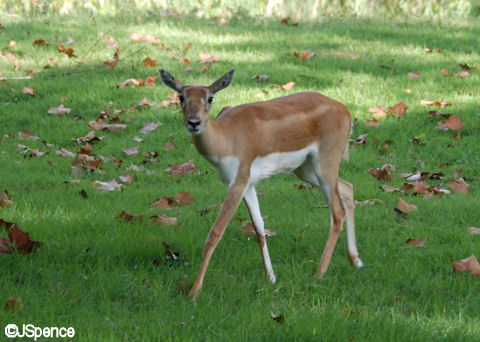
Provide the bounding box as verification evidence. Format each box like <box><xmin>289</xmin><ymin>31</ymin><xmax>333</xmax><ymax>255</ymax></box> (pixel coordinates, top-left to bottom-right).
<box><xmin>159</xmin><ymin>69</ymin><xmax>235</xmax><ymax>135</ymax></box>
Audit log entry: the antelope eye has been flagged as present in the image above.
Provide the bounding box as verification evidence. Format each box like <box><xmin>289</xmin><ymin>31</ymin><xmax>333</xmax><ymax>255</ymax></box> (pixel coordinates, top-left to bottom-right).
<box><xmin>207</xmin><ymin>96</ymin><xmax>213</xmax><ymax>104</ymax></box>
<box><xmin>179</xmin><ymin>95</ymin><xmax>184</xmax><ymax>102</ymax></box>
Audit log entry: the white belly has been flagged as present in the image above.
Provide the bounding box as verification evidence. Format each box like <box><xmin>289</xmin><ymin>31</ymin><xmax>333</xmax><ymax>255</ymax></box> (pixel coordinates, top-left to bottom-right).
<box><xmin>249</xmin><ymin>144</ymin><xmax>318</xmax><ymax>184</ymax></box>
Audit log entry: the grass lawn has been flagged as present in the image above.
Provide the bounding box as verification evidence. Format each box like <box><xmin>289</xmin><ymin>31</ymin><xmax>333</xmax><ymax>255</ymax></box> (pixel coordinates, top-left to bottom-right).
<box><xmin>1</xmin><ymin>13</ymin><xmax>480</xmax><ymax>341</ymax></box>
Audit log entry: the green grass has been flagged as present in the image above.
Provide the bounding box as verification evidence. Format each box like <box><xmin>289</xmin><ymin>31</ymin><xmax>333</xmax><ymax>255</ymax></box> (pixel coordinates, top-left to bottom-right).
<box><xmin>1</xmin><ymin>13</ymin><xmax>480</xmax><ymax>341</ymax></box>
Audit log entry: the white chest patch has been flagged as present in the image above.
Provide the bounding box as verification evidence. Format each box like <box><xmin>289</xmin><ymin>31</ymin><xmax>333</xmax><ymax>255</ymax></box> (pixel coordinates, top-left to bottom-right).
<box><xmin>205</xmin><ymin>155</ymin><xmax>240</xmax><ymax>186</ymax></box>
<box><xmin>250</xmin><ymin>144</ymin><xmax>318</xmax><ymax>184</ymax></box>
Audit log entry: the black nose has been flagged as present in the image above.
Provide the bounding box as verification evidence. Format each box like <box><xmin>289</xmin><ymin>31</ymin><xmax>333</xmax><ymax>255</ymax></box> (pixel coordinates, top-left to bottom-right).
<box><xmin>188</xmin><ymin>120</ymin><xmax>201</xmax><ymax>129</ymax></box>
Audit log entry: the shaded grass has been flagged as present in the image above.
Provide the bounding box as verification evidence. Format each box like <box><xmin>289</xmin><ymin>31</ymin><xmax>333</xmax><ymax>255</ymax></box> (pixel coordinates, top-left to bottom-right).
<box><xmin>1</xmin><ymin>13</ymin><xmax>480</xmax><ymax>341</ymax></box>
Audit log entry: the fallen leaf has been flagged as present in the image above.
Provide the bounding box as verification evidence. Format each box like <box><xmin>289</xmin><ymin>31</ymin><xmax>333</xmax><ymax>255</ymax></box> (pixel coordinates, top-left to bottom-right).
<box><xmin>459</xmin><ymin>63</ymin><xmax>472</xmax><ymax>70</ymax></box>
<box><xmin>420</xmin><ymin>100</ymin><xmax>451</xmax><ymax>107</ymax></box>
<box><xmin>18</xmin><ymin>130</ymin><xmax>39</xmax><ymax>140</ymax></box>
<box><xmin>396</xmin><ymin>198</ymin><xmax>418</xmax><ymax>214</ymax></box>
<box><xmin>366</xmin><ymin>119</ymin><xmax>379</xmax><ymax>127</ymax></box>
<box><xmin>151</xmin><ymin>197</ymin><xmax>176</xmax><ymax>209</ymax></box>
<box><xmin>152</xmin><ymin>215</ymin><xmax>178</xmax><ymax>226</ymax></box>
<box><xmin>369</xmin><ymin>106</ymin><xmax>387</xmax><ymax>119</ymax></box>
<box><xmin>118</xmin><ymin>78</ymin><xmax>145</xmax><ymax>88</ymax></box>
<box><xmin>176</xmin><ymin>192</ymin><xmax>196</xmax><ymax>206</ymax></box>
<box><xmin>48</xmin><ymin>104</ymin><xmax>71</xmax><ymax>115</ymax></box>
<box><xmin>199</xmin><ymin>53</ymin><xmax>219</xmax><ymax>64</ymax></box>
<box><xmin>368</xmin><ymin>167</ymin><xmax>392</xmax><ymax>181</ymax></box>
<box><xmin>468</xmin><ymin>227</ymin><xmax>480</xmax><ymax>235</ymax></box>
<box><xmin>117</xmin><ymin>211</ymin><xmax>143</xmax><ymax>221</ymax></box>
<box><xmin>0</xmin><ymin>190</ymin><xmax>13</xmax><ymax>207</ymax></box>
<box><xmin>351</xmin><ymin>134</ymin><xmax>367</xmax><ymax>144</ymax></box>
<box><xmin>281</xmin><ymin>17</ymin><xmax>298</xmax><ymax>26</ymax></box>
<box><xmin>388</xmin><ymin>102</ymin><xmax>408</xmax><ymax>116</ymax></box>
<box><xmin>138</xmin><ymin>97</ymin><xmax>156</xmax><ymax>107</ymax></box>
<box><xmin>280</xmin><ymin>81</ymin><xmax>295</xmax><ymax>91</ymax></box>
<box><xmin>442</xmin><ymin>68</ymin><xmax>451</xmax><ymax>76</ymax></box>
<box><xmin>140</xmin><ymin>121</ymin><xmax>162</xmax><ymax>134</ymax></box>
<box><xmin>122</xmin><ymin>146</ymin><xmax>140</xmax><ymax>156</ymax></box>
<box><xmin>93</xmin><ymin>179</ymin><xmax>124</xmax><ymax>192</ymax></box>
<box><xmin>447</xmin><ymin>178</ymin><xmax>469</xmax><ymax>194</ymax></box>
<box><xmin>104</xmin><ymin>48</ymin><xmax>119</xmax><ymax>70</ymax></box>
<box><xmin>56</xmin><ymin>148</ymin><xmax>76</xmax><ymax>158</ymax></box>
<box><xmin>58</xmin><ymin>44</ymin><xmax>76</xmax><ymax>57</ymax></box>
<box><xmin>143</xmin><ymin>57</ymin><xmax>158</xmax><ymax>67</ymax></box>
<box><xmin>406</xmin><ymin>238</ymin><xmax>425</xmax><ymax>247</ymax></box>
<box><xmin>408</xmin><ymin>72</ymin><xmax>421</xmax><ymax>78</ymax></box>
<box><xmin>165</xmin><ymin>160</ymin><xmax>197</xmax><ymax>177</ymax></box>
<box><xmin>8</xmin><ymin>224</ymin><xmax>42</xmax><ymax>253</ymax></box>
<box><xmin>143</xmin><ymin>34</ymin><xmax>161</xmax><ymax>44</ymax></box>
<box><xmin>452</xmin><ymin>255</ymin><xmax>480</xmax><ymax>277</ymax></box>
<box><xmin>22</xmin><ymin>87</ymin><xmax>34</xmax><ymax>96</ymax></box>
<box><xmin>381</xmin><ymin>184</ymin><xmax>400</xmax><ymax>193</ymax></box>
<box><xmin>130</xmin><ymin>33</ymin><xmax>143</xmax><ymax>42</ymax></box>
<box><xmin>33</xmin><ymin>39</ymin><xmax>46</xmax><ymax>46</ymax></box>
<box><xmin>444</xmin><ymin>115</ymin><xmax>465</xmax><ymax>131</ymax></box>
<box><xmin>4</xmin><ymin>297</ymin><xmax>23</xmax><ymax>312</ymax></box>
<box><xmin>119</xmin><ymin>174</ymin><xmax>133</xmax><ymax>184</ymax></box>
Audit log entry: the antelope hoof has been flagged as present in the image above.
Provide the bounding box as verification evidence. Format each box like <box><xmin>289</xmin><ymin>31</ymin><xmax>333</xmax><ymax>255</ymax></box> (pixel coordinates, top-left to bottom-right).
<box><xmin>354</xmin><ymin>258</ymin><xmax>364</xmax><ymax>268</ymax></box>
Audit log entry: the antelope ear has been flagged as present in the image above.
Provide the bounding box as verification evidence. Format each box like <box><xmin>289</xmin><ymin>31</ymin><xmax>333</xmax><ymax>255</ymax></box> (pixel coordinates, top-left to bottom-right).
<box><xmin>209</xmin><ymin>69</ymin><xmax>234</xmax><ymax>94</ymax></box>
<box><xmin>159</xmin><ymin>69</ymin><xmax>183</xmax><ymax>92</ymax></box>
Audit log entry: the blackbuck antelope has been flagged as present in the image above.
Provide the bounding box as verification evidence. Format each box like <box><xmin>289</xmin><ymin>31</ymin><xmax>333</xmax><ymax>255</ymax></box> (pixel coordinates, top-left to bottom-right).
<box><xmin>160</xmin><ymin>69</ymin><xmax>363</xmax><ymax>298</ymax></box>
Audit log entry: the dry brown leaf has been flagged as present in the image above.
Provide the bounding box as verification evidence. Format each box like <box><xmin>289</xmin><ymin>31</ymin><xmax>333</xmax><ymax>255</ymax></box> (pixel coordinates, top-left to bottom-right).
<box><xmin>48</xmin><ymin>104</ymin><xmax>71</xmax><ymax>115</ymax></box>
<box><xmin>165</xmin><ymin>160</ymin><xmax>197</xmax><ymax>177</ymax></box>
<box><xmin>176</xmin><ymin>192</ymin><xmax>196</xmax><ymax>206</ymax></box>
<box><xmin>18</xmin><ymin>130</ymin><xmax>39</xmax><ymax>140</ymax></box>
<box><xmin>381</xmin><ymin>184</ymin><xmax>400</xmax><ymax>193</ymax></box>
<box><xmin>8</xmin><ymin>224</ymin><xmax>42</xmax><ymax>253</ymax></box>
<box><xmin>199</xmin><ymin>53</ymin><xmax>219</xmax><ymax>64</ymax></box>
<box><xmin>388</xmin><ymin>102</ymin><xmax>408</xmax><ymax>116</ymax></box>
<box><xmin>280</xmin><ymin>81</ymin><xmax>295</xmax><ymax>91</ymax></box>
<box><xmin>117</xmin><ymin>210</ymin><xmax>143</xmax><ymax>221</ymax></box>
<box><xmin>58</xmin><ymin>44</ymin><xmax>76</xmax><ymax>57</ymax></box>
<box><xmin>408</xmin><ymin>72</ymin><xmax>421</xmax><ymax>78</ymax></box>
<box><xmin>452</xmin><ymin>255</ymin><xmax>480</xmax><ymax>277</ymax></box>
<box><xmin>56</xmin><ymin>148</ymin><xmax>76</xmax><ymax>158</ymax></box>
<box><xmin>447</xmin><ymin>178</ymin><xmax>469</xmax><ymax>194</ymax></box>
<box><xmin>396</xmin><ymin>198</ymin><xmax>418</xmax><ymax>214</ymax></box>
<box><xmin>444</xmin><ymin>115</ymin><xmax>465</xmax><ymax>131</ymax></box>
<box><xmin>151</xmin><ymin>197</ymin><xmax>176</xmax><ymax>209</ymax></box>
<box><xmin>122</xmin><ymin>146</ymin><xmax>140</xmax><ymax>156</ymax></box>
<box><xmin>369</xmin><ymin>106</ymin><xmax>387</xmax><ymax>119</ymax></box>
<box><xmin>4</xmin><ymin>297</ymin><xmax>23</xmax><ymax>312</ymax></box>
<box><xmin>130</xmin><ymin>33</ymin><xmax>143</xmax><ymax>41</ymax></box>
<box><xmin>420</xmin><ymin>100</ymin><xmax>451</xmax><ymax>107</ymax></box>
<box><xmin>143</xmin><ymin>57</ymin><xmax>158</xmax><ymax>67</ymax></box>
<box><xmin>366</xmin><ymin>119</ymin><xmax>379</xmax><ymax>127</ymax></box>
<box><xmin>406</xmin><ymin>238</ymin><xmax>425</xmax><ymax>247</ymax></box>
<box><xmin>151</xmin><ymin>214</ymin><xmax>178</xmax><ymax>226</ymax></box>
<box><xmin>456</xmin><ymin>71</ymin><xmax>470</xmax><ymax>78</ymax></box>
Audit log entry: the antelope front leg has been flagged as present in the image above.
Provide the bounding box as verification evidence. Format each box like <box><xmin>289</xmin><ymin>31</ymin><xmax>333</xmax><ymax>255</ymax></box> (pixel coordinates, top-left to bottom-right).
<box><xmin>243</xmin><ymin>185</ymin><xmax>276</xmax><ymax>283</ymax></box>
<box><xmin>189</xmin><ymin>180</ymin><xmax>247</xmax><ymax>298</ymax></box>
